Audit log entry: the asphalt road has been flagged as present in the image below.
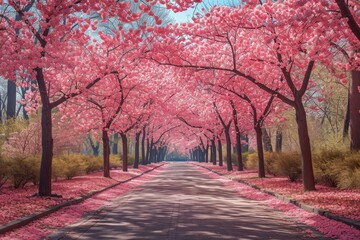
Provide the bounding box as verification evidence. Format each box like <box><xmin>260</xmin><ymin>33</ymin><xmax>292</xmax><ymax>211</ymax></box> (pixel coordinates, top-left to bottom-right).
<box><xmin>49</xmin><ymin>163</ymin><xmax>328</xmax><ymax>240</ymax></box>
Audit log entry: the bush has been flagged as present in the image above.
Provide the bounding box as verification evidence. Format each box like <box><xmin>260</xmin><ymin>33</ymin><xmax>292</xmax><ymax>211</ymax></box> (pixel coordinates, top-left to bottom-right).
<box><xmin>263</xmin><ymin>152</ymin><xmax>277</xmax><ymax>176</ymax></box>
<box><xmin>272</xmin><ymin>152</ymin><xmax>302</xmax><ymax>182</ymax></box>
<box><xmin>127</xmin><ymin>154</ymin><xmax>135</xmax><ymax>165</ymax></box>
<box><xmin>336</xmin><ymin>153</ymin><xmax>360</xmax><ymax>189</ymax></box>
<box><xmin>52</xmin><ymin>157</ymin><xmax>66</xmax><ymax>181</ymax></box>
<box><xmin>0</xmin><ymin>157</ymin><xmax>9</xmax><ymax>188</ymax></box>
<box><xmin>57</xmin><ymin>155</ymin><xmax>85</xmax><ymax>180</ymax></box>
<box><xmin>313</xmin><ymin>149</ymin><xmax>345</xmax><ymax>187</ymax></box>
<box><xmin>110</xmin><ymin>155</ymin><xmax>121</xmax><ymax>169</ymax></box>
<box><xmin>8</xmin><ymin>156</ymin><xmax>40</xmax><ymax>188</ymax></box>
<box><xmin>244</xmin><ymin>152</ymin><xmax>258</xmax><ymax>170</ymax></box>
<box><xmin>82</xmin><ymin>156</ymin><xmax>102</xmax><ymax>173</ymax></box>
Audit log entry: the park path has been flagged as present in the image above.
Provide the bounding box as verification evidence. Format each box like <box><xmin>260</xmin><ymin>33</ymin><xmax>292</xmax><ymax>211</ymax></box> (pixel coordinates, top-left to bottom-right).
<box><xmin>49</xmin><ymin>163</ymin><xmax>327</xmax><ymax>240</ymax></box>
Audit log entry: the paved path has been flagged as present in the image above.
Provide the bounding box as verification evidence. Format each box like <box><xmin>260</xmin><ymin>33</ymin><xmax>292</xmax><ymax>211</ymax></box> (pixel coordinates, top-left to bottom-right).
<box><xmin>49</xmin><ymin>163</ymin><xmax>328</xmax><ymax>240</ymax></box>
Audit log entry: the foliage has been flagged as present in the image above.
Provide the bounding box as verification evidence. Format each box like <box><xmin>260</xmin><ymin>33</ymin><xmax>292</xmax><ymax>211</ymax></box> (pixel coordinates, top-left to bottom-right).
<box><xmin>82</xmin><ymin>156</ymin><xmax>103</xmax><ymax>174</ymax></box>
<box><xmin>244</xmin><ymin>152</ymin><xmax>259</xmax><ymax>170</ymax></box>
<box><xmin>57</xmin><ymin>155</ymin><xmax>86</xmax><ymax>180</ymax></box>
<box><xmin>8</xmin><ymin>156</ymin><xmax>40</xmax><ymax>188</ymax></box>
<box><xmin>272</xmin><ymin>152</ymin><xmax>302</xmax><ymax>182</ymax></box>
<box><xmin>313</xmin><ymin>149</ymin><xmax>345</xmax><ymax>187</ymax></box>
<box><xmin>244</xmin><ymin>152</ymin><xmax>301</xmax><ymax>182</ymax></box>
<box><xmin>0</xmin><ymin>156</ymin><xmax>9</xmax><ymax>188</ymax></box>
<box><xmin>52</xmin><ymin>157</ymin><xmax>66</xmax><ymax>182</ymax></box>
<box><xmin>1</xmin><ymin>122</ymin><xmax>41</xmax><ymax>158</ymax></box>
<box><xmin>110</xmin><ymin>155</ymin><xmax>121</xmax><ymax>169</ymax></box>
<box><xmin>336</xmin><ymin>153</ymin><xmax>360</xmax><ymax>189</ymax></box>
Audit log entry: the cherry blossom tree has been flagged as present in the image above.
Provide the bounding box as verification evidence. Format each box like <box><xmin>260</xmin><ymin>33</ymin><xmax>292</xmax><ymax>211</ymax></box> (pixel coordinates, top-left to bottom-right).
<box><xmin>0</xmin><ymin>0</ymin><xmax>202</xmax><ymax>196</ymax></box>
<box><xmin>146</xmin><ymin>1</ymin><xmax>341</xmax><ymax>190</ymax></box>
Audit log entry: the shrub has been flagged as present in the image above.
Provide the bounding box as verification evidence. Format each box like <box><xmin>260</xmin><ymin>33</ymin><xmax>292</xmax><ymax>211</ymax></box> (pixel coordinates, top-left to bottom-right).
<box><xmin>58</xmin><ymin>155</ymin><xmax>85</xmax><ymax>180</ymax></box>
<box><xmin>110</xmin><ymin>155</ymin><xmax>121</xmax><ymax>169</ymax></box>
<box><xmin>313</xmin><ymin>149</ymin><xmax>346</xmax><ymax>187</ymax></box>
<box><xmin>244</xmin><ymin>152</ymin><xmax>258</xmax><ymax>170</ymax></box>
<box><xmin>8</xmin><ymin>156</ymin><xmax>40</xmax><ymax>188</ymax></box>
<box><xmin>272</xmin><ymin>152</ymin><xmax>302</xmax><ymax>182</ymax></box>
<box><xmin>337</xmin><ymin>153</ymin><xmax>360</xmax><ymax>189</ymax></box>
<box><xmin>52</xmin><ymin>157</ymin><xmax>66</xmax><ymax>181</ymax></box>
<box><xmin>0</xmin><ymin>157</ymin><xmax>9</xmax><ymax>188</ymax></box>
<box><xmin>127</xmin><ymin>154</ymin><xmax>135</xmax><ymax>165</ymax></box>
<box><xmin>263</xmin><ymin>152</ymin><xmax>277</xmax><ymax>176</ymax></box>
<box><xmin>82</xmin><ymin>156</ymin><xmax>103</xmax><ymax>173</ymax></box>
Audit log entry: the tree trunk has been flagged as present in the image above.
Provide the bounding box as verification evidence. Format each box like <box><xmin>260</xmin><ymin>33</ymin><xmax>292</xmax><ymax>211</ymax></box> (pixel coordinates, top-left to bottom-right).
<box><xmin>242</xmin><ymin>134</ymin><xmax>249</xmax><ymax>152</ymax></box>
<box><xmin>88</xmin><ymin>136</ymin><xmax>100</xmax><ymax>156</ymax></box>
<box><xmin>255</xmin><ymin>126</ymin><xmax>265</xmax><ymax>178</ymax></box>
<box><xmin>37</xmin><ymin>68</ymin><xmax>54</xmax><ymax>196</ymax></box>
<box><xmin>261</xmin><ymin>128</ymin><xmax>273</xmax><ymax>152</ymax></box>
<box><xmin>205</xmin><ymin>144</ymin><xmax>209</xmax><ymax>163</ymax></box>
<box><xmin>225</xmin><ymin>128</ymin><xmax>233</xmax><ymax>171</ymax></box>
<box><xmin>236</xmin><ymin>132</ymin><xmax>243</xmax><ymax>171</ymax></box>
<box><xmin>7</xmin><ymin>81</ymin><xmax>16</xmax><ymax>119</ymax></box>
<box><xmin>294</xmin><ymin>99</ymin><xmax>315</xmax><ymax>191</ymax></box>
<box><xmin>93</xmin><ymin>143</ymin><xmax>99</xmax><ymax>156</ymax></box>
<box><xmin>102</xmin><ymin>130</ymin><xmax>110</xmax><ymax>177</ymax></box>
<box><xmin>275</xmin><ymin>127</ymin><xmax>282</xmax><ymax>152</ymax></box>
<box><xmin>112</xmin><ymin>133</ymin><xmax>119</xmax><ymax>155</ymax></box>
<box><xmin>141</xmin><ymin>127</ymin><xmax>146</xmax><ymax>165</ymax></box>
<box><xmin>350</xmin><ymin>70</ymin><xmax>360</xmax><ymax>150</ymax></box>
<box><xmin>120</xmin><ymin>133</ymin><xmax>128</xmax><ymax>172</ymax></box>
<box><xmin>153</xmin><ymin>147</ymin><xmax>157</xmax><ymax>163</ymax></box>
<box><xmin>21</xmin><ymin>86</ymin><xmax>29</xmax><ymax>120</ymax></box>
<box><xmin>157</xmin><ymin>146</ymin><xmax>162</xmax><ymax>162</ymax></box>
<box><xmin>211</xmin><ymin>138</ymin><xmax>216</xmax><ymax>165</ymax></box>
<box><xmin>134</xmin><ymin>132</ymin><xmax>140</xmax><ymax>168</ymax></box>
<box><xmin>343</xmin><ymin>92</ymin><xmax>350</xmax><ymax>139</ymax></box>
<box><xmin>145</xmin><ymin>138</ymin><xmax>150</xmax><ymax>164</ymax></box>
<box><xmin>218</xmin><ymin>138</ymin><xmax>223</xmax><ymax>167</ymax></box>
<box><xmin>0</xmin><ymin>95</ymin><xmax>2</xmax><ymax>123</ymax></box>
<box><xmin>148</xmin><ymin>138</ymin><xmax>154</xmax><ymax>163</ymax></box>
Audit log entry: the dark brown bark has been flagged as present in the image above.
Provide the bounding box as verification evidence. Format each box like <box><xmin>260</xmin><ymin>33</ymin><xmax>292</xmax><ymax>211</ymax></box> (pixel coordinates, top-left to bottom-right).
<box><xmin>335</xmin><ymin>0</ymin><xmax>360</xmax><ymax>42</ymax></box>
<box><xmin>145</xmin><ymin>138</ymin><xmax>150</xmax><ymax>164</ymax></box>
<box><xmin>343</xmin><ymin>92</ymin><xmax>350</xmax><ymax>139</ymax></box>
<box><xmin>120</xmin><ymin>133</ymin><xmax>128</xmax><ymax>172</ymax></box>
<box><xmin>205</xmin><ymin>144</ymin><xmax>209</xmax><ymax>163</ymax></box>
<box><xmin>141</xmin><ymin>126</ymin><xmax>146</xmax><ymax>165</ymax></box>
<box><xmin>235</xmin><ymin>132</ymin><xmax>243</xmax><ymax>171</ymax></box>
<box><xmin>295</xmin><ymin>100</ymin><xmax>316</xmax><ymax>191</ymax></box>
<box><xmin>261</xmin><ymin>128</ymin><xmax>273</xmax><ymax>152</ymax></box>
<box><xmin>230</xmin><ymin>100</ymin><xmax>243</xmax><ymax>171</ymax></box>
<box><xmin>102</xmin><ymin>130</ymin><xmax>110</xmax><ymax>177</ymax></box>
<box><xmin>218</xmin><ymin>138</ymin><xmax>223</xmax><ymax>167</ymax></box>
<box><xmin>224</xmin><ymin>129</ymin><xmax>233</xmax><ymax>171</ymax></box>
<box><xmin>211</xmin><ymin>138</ymin><xmax>216</xmax><ymax>165</ymax></box>
<box><xmin>133</xmin><ymin>132</ymin><xmax>140</xmax><ymax>168</ymax></box>
<box><xmin>6</xmin><ymin>81</ymin><xmax>16</xmax><ymax>119</ymax></box>
<box><xmin>275</xmin><ymin>127</ymin><xmax>283</xmax><ymax>152</ymax></box>
<box><xmin>148</xmin><ymin>138</ymin><xmax>154</xmax><ymax>163</ymax></box>
<box><xmin>0</xmin><ymin>95</ymin><xmax>2</xmax><ymax>123</ymax></box>
<box><xmin>112</xmin><ymin>133</ymin><xmax>119</xmax><ymax>155</ymax></box>
<box><xmin>350</xmin><ymin>70</ymin><xmax>360</xmax><ymax>150</ymax></box>
<box><xmin>255</xmin><ymin>126</ymin><xmax>265</xmax><ymax>178</ymax></box>
<box><xmin>36</xmin><ymin>68</ymin><xmax>53</xmax><ymax>196</ymax></box>
<box><xmin>88</xmin><ymin>136</ymin><xmax>100</xmax><ymax>156</ymax></box>
<box><xmin>242</xmin><ymin>135</ymin><xmax>249</xmax><ymax>152</ymax></box>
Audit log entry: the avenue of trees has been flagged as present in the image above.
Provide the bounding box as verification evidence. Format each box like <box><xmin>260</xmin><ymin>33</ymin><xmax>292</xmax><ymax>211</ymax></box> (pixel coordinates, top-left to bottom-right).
<box><xmin>0</xmin><ymin>0</ymin><xmax>359</xmax><ymax>195</ymax></box>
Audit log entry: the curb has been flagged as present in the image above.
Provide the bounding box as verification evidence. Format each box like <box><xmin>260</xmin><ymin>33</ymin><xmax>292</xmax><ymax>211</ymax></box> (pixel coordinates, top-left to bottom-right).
<box><xmin>194</xmin><ymin>163</ymin><xmax>360</xmax><ymax>231</ymax></box>
<box><xmin>0</xmin><ymin>163</ymin><xmax>165</xmax><ymax>235</ymax></box>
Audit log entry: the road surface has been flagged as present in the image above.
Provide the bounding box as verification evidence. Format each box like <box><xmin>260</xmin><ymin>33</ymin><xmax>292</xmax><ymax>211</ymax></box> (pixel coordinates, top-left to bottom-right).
<box><xmin>49</xmin><ymin>163</ymin><xmax>328</xmax><ymax>240</ymax></box>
